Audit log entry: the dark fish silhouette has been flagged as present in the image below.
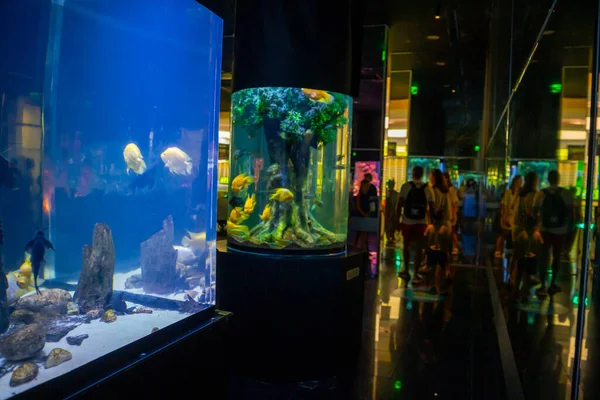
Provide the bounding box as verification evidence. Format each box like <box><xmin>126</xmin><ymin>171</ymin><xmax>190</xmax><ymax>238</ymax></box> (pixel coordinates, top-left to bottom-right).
<box><xmin>25</xmin><ymin>231</ymin><xmax>55</xmax><ymax>295</ymax></box>
<box><xmin>0</xmin><ymin>155</ymin><xmax>20</xmax><ymax>190</ymax></box>
<box><xmin>233</xmin><ymin>149</ymin><xmax>256</xmax><ymax>160</ymax></box>
<box><xmin>228</xmin><ymin>196</ymin><xmax>245</xmax><ymax>208</ymax></box>
<box><xmin>129</xmin><ymin>164</ymin><xmax>157</xmax><ymax>192</ymax></box>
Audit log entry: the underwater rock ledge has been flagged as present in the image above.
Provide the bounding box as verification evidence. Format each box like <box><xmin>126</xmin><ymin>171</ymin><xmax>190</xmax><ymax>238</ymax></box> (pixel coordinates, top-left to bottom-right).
<box><xmin>140</xmin><ymin>216</ymin><xmax>181</xmax><ymax>294</ymax></box>
<box><xmin>74</xmin><ymin>223</ymin><xmax>115</xmax><ymax>312</ymax></box>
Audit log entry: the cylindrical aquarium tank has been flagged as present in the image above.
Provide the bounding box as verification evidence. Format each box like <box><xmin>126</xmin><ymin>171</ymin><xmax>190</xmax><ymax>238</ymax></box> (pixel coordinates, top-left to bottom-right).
<box><xmin>227</xmin><ymin>87</ymin><xmax>352</xmax><ymax>254</ymax></box>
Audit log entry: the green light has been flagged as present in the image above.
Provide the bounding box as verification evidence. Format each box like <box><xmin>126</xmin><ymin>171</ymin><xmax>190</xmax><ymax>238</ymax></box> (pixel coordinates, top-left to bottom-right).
<box><xmin>550</xmin><ymin>83</ymin><xmax>562</xmax><ymax>94</ymax></box>
<box><xmin>352</xmin><ymin>151</ymin><xmax>357</xmax><ymax>157</ymax></box>
<box><xmin>573</xmin><ymin>295</ymin><xmax>589</xmax><ymax>306</ymax></box>
<box><xmin>223</xmin><ymin>194</ymin><xmax>228</xmax><ymax>199</ymax></box>
<box><xmin>474</xmin><ymin>145</ymin><xmax>480</xmax><ymax>152</ymax></box>
<box><xmin>452</xmin><ymin>164</ymin><xmax>459</xmax><ymax>169</ymax></box>
<box><xmin>381</xmin><ymin>50</ymin><xmax>386</xmax><ymax>62</ymax></box>
<box><xmin>410</xmin><ymin>85</ymin><xmax>419</xmax><ymax>95</ymax></box>
<box><xmin>395</xmin><ymin>260</ymin><xmax>401</xmax><ymax>267</ymax></box>
<box><xmin>576</xmin><ymin>223</ymin><xmax>595</xmax><ymax>230</ymax></box>
<box><xmin>394</xmin><ymin>380</ymin><xmax>402</xmax><ymax>390</ymax></box>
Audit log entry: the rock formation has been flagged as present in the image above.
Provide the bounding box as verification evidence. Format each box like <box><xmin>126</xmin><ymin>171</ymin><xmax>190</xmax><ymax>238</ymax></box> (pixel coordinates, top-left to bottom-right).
<box><xmin>66</xmin><ymin>334</ymin><xmax>88</xmax><ymax>346</ymax></box>
<box><xmin>16</xmin><ymin>288</ymin><xmax>72</xmax><ymax>315</ymax></box>
<box><xmin>124</xmin><ymin>273</ymin><xmax>143</xmax><ymax>289</ymax></box>
<box><xmin>45</xmin><ymin>315</ymin><xmax>90</xmax><ymax>342</ymax></box>
<box><xmin>0</xmin><ymin>323</ymin><xmax>46</xmax><ymax>361</ymax></box>
<box><xmin>10</xmin><ymin>363</ymin><xmax>38</xmax><ymax>387</ymax></box>
<box><xmin>9</xmin><ymin>310</ymin><xmax>36</xmax><ymax>325</ymax></box>
<box><xmin>74</xmin><ymin>223</ymin><xmax>115</xmax><ymax>312</ymax></box>
<box><xmin>140</xmin><ymin>216</ymin><xmax>181</xmax><ymax>294</ymax></box>
<box><xmin>45</xmin><ymin>348</ymin><xmax>72</xmax><ymax>369</ymax></box>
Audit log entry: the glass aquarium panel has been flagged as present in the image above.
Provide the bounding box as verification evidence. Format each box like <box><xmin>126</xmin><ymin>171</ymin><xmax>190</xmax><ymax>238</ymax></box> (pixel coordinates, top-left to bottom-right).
<box><xmin>228</xmin><ymin>87</ymin><xmax>352</xmax><ymax>253</ymax></box>
<box><xmin>406</xmin><ymin>157</ymin><xmax>441</xmax><ymax>182</ymax></box>
<box><xmin>515</xmin><ymin>159</ymin><xmax>558</xmax><ymax>189</ymax></box>
<box><xmin>0</xmin><ymin>0</ymin><xmax>221</xmax><ymax>395</ymax></box>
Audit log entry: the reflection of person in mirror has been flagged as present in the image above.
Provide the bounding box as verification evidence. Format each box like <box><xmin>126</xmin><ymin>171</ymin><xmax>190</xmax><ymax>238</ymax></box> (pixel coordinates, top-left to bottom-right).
<box><xmin>384</xmin><ymin>179</ymin><xmax>399</xmax><ymax>245</ymax></box>
<box><xmin>356</xmin><ymin>179</ymin><xmax>373</xmax><ymax>218</ymax></box>
<box><xmin>364</xmin><ymin>173</ymin><xmax>379</xmax><ymax>214</ymax></box>
<box><xmin>354</xmin><ymin>179</ymin><xmax>374</xmax><ymax>250</ymax></box>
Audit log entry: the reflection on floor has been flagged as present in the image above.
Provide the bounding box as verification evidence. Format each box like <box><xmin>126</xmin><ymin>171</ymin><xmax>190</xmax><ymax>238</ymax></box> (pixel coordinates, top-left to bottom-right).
<box><xmin>358</xmin><ymin>252</ymin><xmax>504</xmax><ymax>400</ymax></box>
<box><xmin>227</xmin><ymin>240</ymin><xmax>599</xmax><ymax>399</ymax></box>
<box><xmin>490</xmin><ymin>254</ymin><xmax>582</xmax><ymax>400</ymax></box>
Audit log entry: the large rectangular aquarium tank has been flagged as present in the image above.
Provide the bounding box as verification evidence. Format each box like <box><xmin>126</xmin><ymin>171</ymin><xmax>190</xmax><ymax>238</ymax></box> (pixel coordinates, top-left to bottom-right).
<box><xmin>0</xmin><ymin>0</ymin><xmax>221</xmax><ymax>395</ymax></box>
<box><xmin>227</xmin><ymin>88</ymin><xmax>352</xmax><ymax>254</ymax></box>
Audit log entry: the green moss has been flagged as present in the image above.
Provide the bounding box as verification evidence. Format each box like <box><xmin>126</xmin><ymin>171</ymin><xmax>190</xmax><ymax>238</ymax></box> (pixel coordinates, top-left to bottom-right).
<box><xmin>232</xmin><ymin>87</ymin><xmax>348</xmax><ymax>147</ymax></box>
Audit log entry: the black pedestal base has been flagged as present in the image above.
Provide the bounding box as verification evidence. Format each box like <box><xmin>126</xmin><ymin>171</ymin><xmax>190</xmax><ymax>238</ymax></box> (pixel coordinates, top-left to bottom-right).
<box><xmin>217</xmin><ymin>241</ymin><xmax>366</xmax><ymax>381</ymax></box>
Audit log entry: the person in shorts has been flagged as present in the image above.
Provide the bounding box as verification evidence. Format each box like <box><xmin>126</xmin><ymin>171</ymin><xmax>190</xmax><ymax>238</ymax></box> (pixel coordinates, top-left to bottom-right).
<box><xmin>396</xmin><ymin>166</ymin><xmax>433</xmax><ymax>283</ymax></box>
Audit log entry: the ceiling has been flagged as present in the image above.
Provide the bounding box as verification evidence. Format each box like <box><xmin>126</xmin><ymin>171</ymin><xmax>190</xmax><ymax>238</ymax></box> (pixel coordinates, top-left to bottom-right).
<box><xmin>203</xmin><ymin>0</ymin><xmax>600</xmax><ymax>156</ymax></box>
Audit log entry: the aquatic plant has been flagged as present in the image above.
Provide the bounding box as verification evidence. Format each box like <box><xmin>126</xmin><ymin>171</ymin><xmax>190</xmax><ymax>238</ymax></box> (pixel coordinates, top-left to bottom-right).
<box><xmin>231</xmin><ymin>87</ymin><xmax>348</xmax><ymax>249</ymax></box>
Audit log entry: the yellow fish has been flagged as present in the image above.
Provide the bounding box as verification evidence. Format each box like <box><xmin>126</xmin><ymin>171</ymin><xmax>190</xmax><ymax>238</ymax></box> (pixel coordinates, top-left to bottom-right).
<box><xmin>161</xmin><ymin>147</ymin><xmax>193</xmax><ymax>176</ymax></box>
<box><xmin>123</xmin><ymin>143</ymin><xmax>147</xmax><ymax>175</ymax></box>
<box><xmin>269</xmin><ymin>188</ymin><xmax>294</xmax><ymax>202</ymax></box>
<box><xmin>229</xmin><ymin>207</ymin><xmax>247</xmax><ymax>224</ymax></box>
<box><xmin>301</xmin><ymin>88</ymin><xmax>334</xmax><ymax>104</ymax></box>
<box><xmin>231</xmin><ymin>173</ymin><xmax>254</xmax><ymax>193</ymax></box>
<box><xmin>227</xmin><ymin>221</ymin><xmax>250</xmax><ymax>238</ymax></box>
<box><xmin>244</xmin><ymin>194</ymin><xmax>256</xmax><ymax>214</ymax></box>
<box><xmin>6</xmin><ymin>273</ymin><xmax>33</xmax><ymax>304</ymax></box>
<box><xmin>181</xmin><ymin>230</ymin><xmax>206</xmax><ymax>251</ymax></box>
<box><xmin>17</xmin><ymin>274</ymin><xmax>31</xmax><ymax>289</ymax></box>
<box><xmin>260</xmin><ymin>204</ymin><xmax>272</xmax><ymax>222</ymax></box>
<box><xmin>19</xmin><ymin>257</ymin><xmax>32</xmax><ymax>277</ymax></box>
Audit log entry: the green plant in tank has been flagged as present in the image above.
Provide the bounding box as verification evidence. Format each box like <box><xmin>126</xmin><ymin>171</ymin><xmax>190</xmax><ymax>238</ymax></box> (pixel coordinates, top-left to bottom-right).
<box><xmin>230</xmin><ymin>87</ymin><xmax>349</xmax><ymax>249</ymax></box>
<box><xmin>232</xmin><ymin>87</ymin><xmax>347</xmax><ymax>145</ymax></box>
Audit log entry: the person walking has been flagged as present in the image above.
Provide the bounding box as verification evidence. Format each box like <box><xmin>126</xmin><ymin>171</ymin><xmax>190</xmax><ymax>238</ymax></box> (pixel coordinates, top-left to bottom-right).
<box><xmin>511</xmin><ymin>172</ymin><xmax>543</xmax><ymax>300</ymax></box>
<box><xmin>534</xmin><ymin>170</ymin><xmax>575</xmax><ymax>295</ymax></box>
<box><xmin>495</xmin><ymin>175</ymin><xmax>522</xmax><ymax>258</ymax></box>
<box><xmin>443</xmin><ymin>172</ymin><xmax>459</xmax><ymax>255</ymax></box>
<box><xmin>396</xmin><ymin>166</ymin><xmax>433</xmax><ymax>283</ymax></box>
<box><xmin>426</xmin><ymin>169</ymin><xmax>452</xmax><ymax>295</ymax></box>
<box><xmin>384</xmin><ymin>179</ymin><xmax>399</xmax><ymax>246</ymax></box>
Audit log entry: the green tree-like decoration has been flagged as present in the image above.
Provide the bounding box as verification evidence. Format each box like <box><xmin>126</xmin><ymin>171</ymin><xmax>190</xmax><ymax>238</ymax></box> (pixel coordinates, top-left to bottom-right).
<box><xmin>230</xmin><ymin>87</ymin><xmax>349</xmax><ymax>249</ymax></box>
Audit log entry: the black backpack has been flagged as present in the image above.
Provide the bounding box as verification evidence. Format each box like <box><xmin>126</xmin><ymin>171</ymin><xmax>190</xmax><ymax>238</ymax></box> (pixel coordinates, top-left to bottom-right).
<box><xmin>541</xmin><ymin>188</ymin><xmax>566</xmax><ymax>229</ymax></box>
<box><xmin>404</xmin><ymin>182</ymin><xmax>427</xmax><ymax>220</ymax></box>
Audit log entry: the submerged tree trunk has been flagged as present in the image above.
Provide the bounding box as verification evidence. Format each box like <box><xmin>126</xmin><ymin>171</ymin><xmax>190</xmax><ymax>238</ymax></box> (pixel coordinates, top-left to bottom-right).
<box><xmin>232</xmin><ymin>125</ymin><xmax>343</xmax><ymax>250</ymax></box>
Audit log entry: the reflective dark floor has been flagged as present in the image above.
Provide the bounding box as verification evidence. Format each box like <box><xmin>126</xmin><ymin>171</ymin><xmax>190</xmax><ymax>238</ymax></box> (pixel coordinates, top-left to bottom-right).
<box><xmin>228</xmin><ymin>231</ymin><xmax>600</xmax><ymax>399</ymax></box>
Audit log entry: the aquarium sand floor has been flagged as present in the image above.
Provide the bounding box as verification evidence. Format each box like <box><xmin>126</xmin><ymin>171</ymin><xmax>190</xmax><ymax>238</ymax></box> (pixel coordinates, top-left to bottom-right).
<box><xmin>0</xmin><ymin>300</ymin><xmax>187</xmax><ymax>398</ymax></box>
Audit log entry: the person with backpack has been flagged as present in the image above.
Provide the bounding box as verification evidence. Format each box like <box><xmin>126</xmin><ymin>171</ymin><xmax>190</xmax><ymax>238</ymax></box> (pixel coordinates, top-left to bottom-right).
<box><xmin>533</xmin><ymin>170</ymin><xmax>574</xmax><ymax>295</ymax></box>
<box><xmin>395</xmin><ymin>166</ymin><xmax>434</xmax><ymax>283</ymax></box>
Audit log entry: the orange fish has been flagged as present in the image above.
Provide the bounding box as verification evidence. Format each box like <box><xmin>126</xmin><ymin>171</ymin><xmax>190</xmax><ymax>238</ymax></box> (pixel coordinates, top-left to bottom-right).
<box><xmin>301</xmin><ymin>88</ymin><xmax>334</xmax><ymax>103</ymax></box>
